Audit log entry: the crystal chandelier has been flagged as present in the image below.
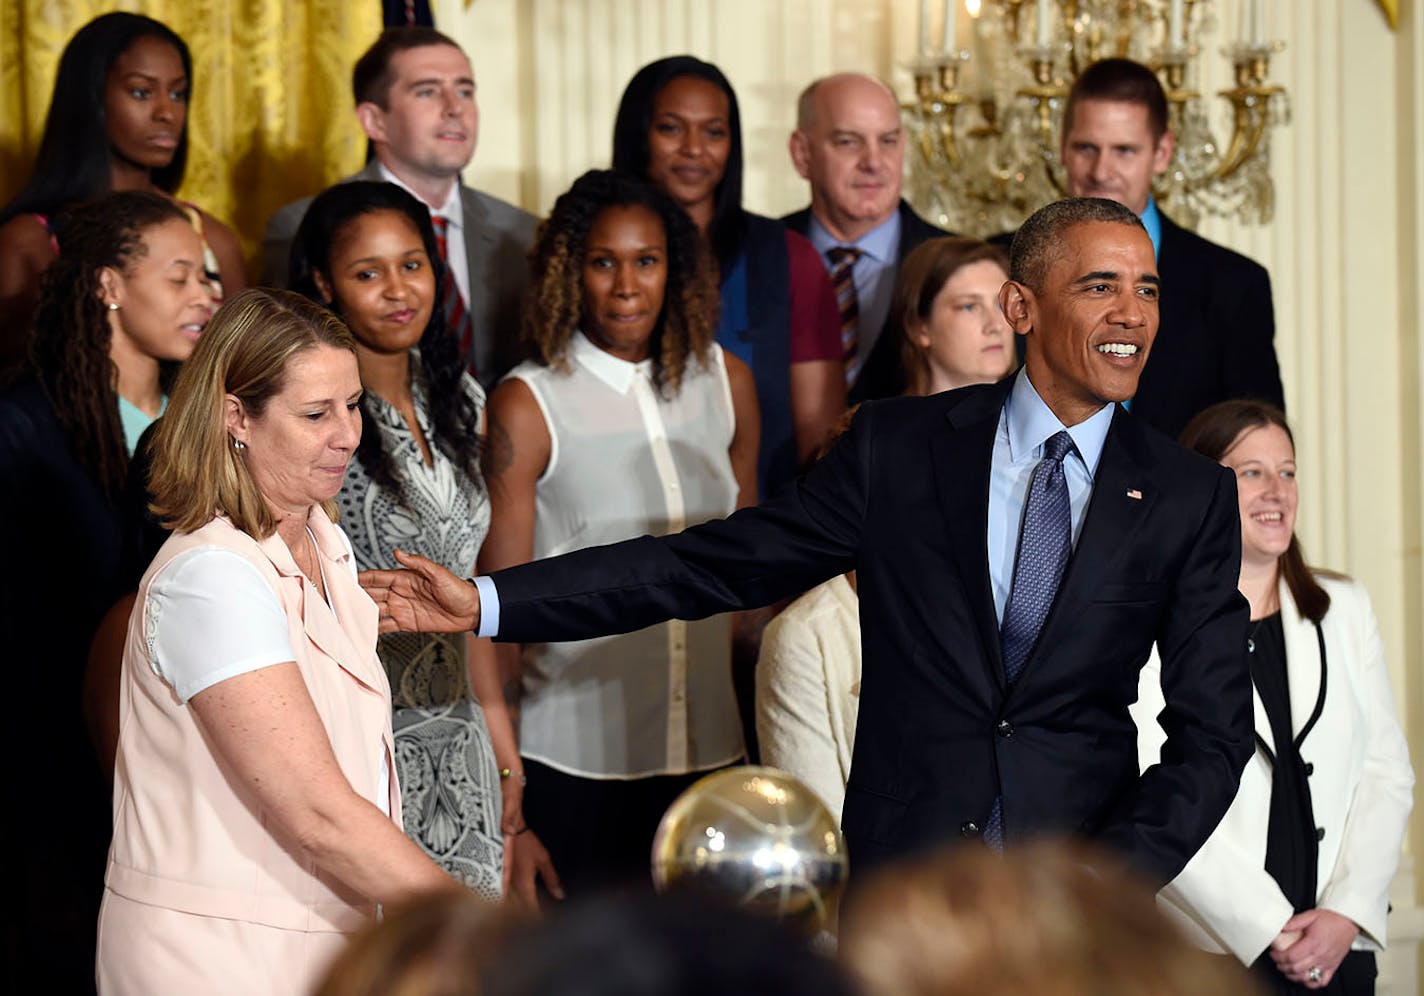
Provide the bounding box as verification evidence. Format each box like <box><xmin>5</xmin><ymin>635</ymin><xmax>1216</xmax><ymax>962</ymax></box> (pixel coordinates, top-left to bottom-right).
<box><xmin>903</xmin><ymin>0</ymin><xmax>1290</xmax><ymax>237</ymax></box>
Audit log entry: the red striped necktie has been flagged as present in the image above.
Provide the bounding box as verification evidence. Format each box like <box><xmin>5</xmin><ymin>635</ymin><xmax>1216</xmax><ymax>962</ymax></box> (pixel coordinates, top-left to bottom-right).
<box><xmin>430</xmin><ymin>215</ymin><xmax>477</xmax><ymax>378</ymax></box>
<box><xmin>827</xmin><ymin>245</ymin><xmax>864</xmax><ymax>386</ymax></box>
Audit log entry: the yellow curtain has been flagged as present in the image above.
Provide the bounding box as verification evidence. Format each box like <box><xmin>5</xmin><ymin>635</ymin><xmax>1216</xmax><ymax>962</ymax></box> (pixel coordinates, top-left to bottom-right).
<box><xmin>0</xmin><ymin>0</ymin><xmax>383</xmax><ymax>276</ymax></box>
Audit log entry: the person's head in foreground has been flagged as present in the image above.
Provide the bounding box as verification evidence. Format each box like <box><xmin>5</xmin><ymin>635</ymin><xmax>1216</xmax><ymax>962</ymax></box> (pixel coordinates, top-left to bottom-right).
<box><xmin>482</xmin><ymin>893</ymin><xmax>855</xmax><ymax>996</ymax></box>
<box><xmin>840</xmin><ymin>841</ymin><xmax>1262</xmax><ymax>996</ymax></box>
<box><xmin>313</xmin><ymin>891</ymin><xmax>516</xmax><ymax>996</ymax></box>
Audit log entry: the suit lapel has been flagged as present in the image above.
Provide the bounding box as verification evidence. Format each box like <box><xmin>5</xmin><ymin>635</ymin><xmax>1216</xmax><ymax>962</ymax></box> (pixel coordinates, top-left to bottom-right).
<box><xmin>931</xmin><ymin>383</ymin><xmax>1011</xmax><ymax>688</ymax></box>
<box><xmin>1278</xmin><ymin>577</ymin><xmax>1323</xmax><ymax>742</ymax></box>
<box><xmin>259</xmin><ymin>512</ymin><xmax>387</xmax><ymax>695</ymax></box>
<box><xmin>1018</xmin><ymin>409</ymin><xmax>1155</xmax><ymax>684</ymax></box>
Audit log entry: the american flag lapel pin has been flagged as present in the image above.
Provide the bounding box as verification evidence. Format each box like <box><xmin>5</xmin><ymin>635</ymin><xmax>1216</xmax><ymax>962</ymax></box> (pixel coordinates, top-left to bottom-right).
<box><xmin>1126</xmin><ymin>488</ymin><xmax>1143</xmax><ymax>500</ymax></box>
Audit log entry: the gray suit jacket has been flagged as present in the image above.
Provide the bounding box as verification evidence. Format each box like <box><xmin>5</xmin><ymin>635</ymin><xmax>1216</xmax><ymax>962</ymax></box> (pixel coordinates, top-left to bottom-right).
<box><xmin>260</xmin><ymin>160</ymin><xmax>537</xmax><ymax>387</ymax></box>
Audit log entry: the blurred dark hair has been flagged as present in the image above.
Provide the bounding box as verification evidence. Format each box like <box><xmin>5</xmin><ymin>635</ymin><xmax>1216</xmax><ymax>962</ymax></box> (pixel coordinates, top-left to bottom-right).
<box><xmin>1064</xmin><ymin>58</ymin><xmax>1170</xmax><ymax>142</ymax></box>
<box><xmin>0</xmin><ymin>13</ymin><xmax>191</xmax><ymax>226</ymax></box>
<box><xmin>313</xmin><ymin>891</ymin><xmax>517</xmax><ymax>996</ymax></box>
<box><xmin>1180</xmin><ymin>399</ymin><xmax>1331</xmax><ymax>623</ymax></box>
<box><xmin>485</xmin><ymin>894</ymin><xmax>855</xmax><ymax>996</ymax></box>
<box><xmin>612</xmin><ymin>55</ymin><xmax>746</xmax><ymax>272</ymax></box>
<box><xmin>289</xmin><ymin>180</ymin><xmax>481</xmax><ymax>499</ymax></box>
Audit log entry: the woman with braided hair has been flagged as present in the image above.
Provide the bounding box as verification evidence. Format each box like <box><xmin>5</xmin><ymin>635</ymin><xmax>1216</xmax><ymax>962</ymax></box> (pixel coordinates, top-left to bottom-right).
<box><xmin>478</xmin><ymin>169</ymin><xmax>758</xmax><ymax>906</ymax></box>
<box><xmin>0</xmin><ymin>188</ymin><xmax>214</xmax><ymax>989</ymax></box>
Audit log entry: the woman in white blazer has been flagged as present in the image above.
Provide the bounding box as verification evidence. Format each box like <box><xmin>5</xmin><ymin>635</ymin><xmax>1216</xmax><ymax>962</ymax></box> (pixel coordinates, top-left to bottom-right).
<box><xmin>1134</xmin><ymin>400</ymin><xmax>1413</xmax><ymax>995</ymax></box>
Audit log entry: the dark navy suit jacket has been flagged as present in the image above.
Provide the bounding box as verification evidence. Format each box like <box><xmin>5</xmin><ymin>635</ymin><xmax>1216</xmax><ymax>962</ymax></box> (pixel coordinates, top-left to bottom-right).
<box><xmin>487</xmin><ymin>380</ymin><xmax>1254</xmax><ymax>888</ymax></box>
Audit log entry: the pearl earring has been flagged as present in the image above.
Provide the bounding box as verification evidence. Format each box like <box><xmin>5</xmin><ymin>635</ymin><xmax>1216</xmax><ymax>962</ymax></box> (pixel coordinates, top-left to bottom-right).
<box><xmin>106</xmin><ymin>302</ymin><xmax>119</xmax><ymax>312</ymax></box>
<box><xmin>233</xmin><ymin>439</ymin><xmax>246</xmax><ymax>451</ymax></box>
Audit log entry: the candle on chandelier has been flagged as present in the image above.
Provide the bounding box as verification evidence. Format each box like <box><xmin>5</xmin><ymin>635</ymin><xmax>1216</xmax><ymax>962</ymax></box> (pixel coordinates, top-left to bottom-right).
<box><xmin>1252</xmin><ymin>0</ymin><xmax>1266</xmax><ymax>45</ymax></box>
<box><xmin>920</xmin><ymin>0</ymin><xmax>931</xmax><ymax>53</ymax></box>
<box><xmin>1036</xmin><ymin>0</ymin><xmax>1053</xmax><ymax>48</ymax></box>
<box><xmin>943</xmin><ymin>0</ymin><xmax>959</xmax><ymax>52</ymax></box>
<box><xmin>1168</xmin><ymin>0</ymin><xmax>1184</xmax><ymax>50</ymax></box>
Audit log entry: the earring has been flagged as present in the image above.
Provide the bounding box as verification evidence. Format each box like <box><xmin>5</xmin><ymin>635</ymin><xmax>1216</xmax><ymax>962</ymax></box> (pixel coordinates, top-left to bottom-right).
<box><xmin>106</xmin><ymin>302</ymin><xmax>120</xmax><ymax>312</ymax></box>
<box><xmin>232</xmin><ymin>439</ymin><xmax>246</xmax><ymax>452</ymax></box>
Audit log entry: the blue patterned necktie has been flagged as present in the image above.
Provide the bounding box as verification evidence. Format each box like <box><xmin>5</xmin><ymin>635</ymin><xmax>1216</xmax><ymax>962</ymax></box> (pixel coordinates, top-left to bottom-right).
<box><xmin>982</xmin><ymin>429</ymin><xmax>1077</xmax><ymax>849</ymax></box>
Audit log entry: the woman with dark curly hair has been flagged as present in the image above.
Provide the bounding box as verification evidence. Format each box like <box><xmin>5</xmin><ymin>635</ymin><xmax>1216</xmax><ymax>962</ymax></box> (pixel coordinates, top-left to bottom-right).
<box><xmin>0</xmin><ymin>11</ymin><xmax>244</xmax><ymax>369</ymax></box>
<box><xmin>0</xmin><ymin>188</ymin><xmax>214</xmax><ymax>989</ymax></box>
<box><xmin>478</xmin><ymin>169</ymin><xmax>758</xmax><ymax>904</ymax></box>
<box><xmin>289</xmin><ymin>181</ymin><xmax>520</xmax><ymax>901</ymax></box>
<box><xmin>613</xmin><ymin>55</ymin><xmax>844</xmax><ymax>498</ymax></box>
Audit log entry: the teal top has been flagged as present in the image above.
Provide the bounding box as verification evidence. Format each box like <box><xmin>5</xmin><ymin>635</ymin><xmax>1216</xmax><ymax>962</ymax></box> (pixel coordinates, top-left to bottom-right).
<box><xmin>118</xmin><ymin>395</ymin><xmax>166</xmax><ymax>455</ymax></box>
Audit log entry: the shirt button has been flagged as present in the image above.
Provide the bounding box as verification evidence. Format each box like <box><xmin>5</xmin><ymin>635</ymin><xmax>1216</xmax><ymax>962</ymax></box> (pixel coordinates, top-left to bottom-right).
<box><xmin>960</xmin><ymin>821</ymin><xmax>980</xmax><ymax>837</ymax></box>
<box><xmin>996</xmin><ymin>720</ymin><xmax>1014</xmax><ymax>738</ymax></box>
<box><xmin>1316</xmin><ymin>826</ymin><xmax>1326</xmax><ymax>842</ymax></box>
<box><xmin>1304</xmin><ymin>762</ymin><xmax>1314</xmax><ymax>776</ymax></box>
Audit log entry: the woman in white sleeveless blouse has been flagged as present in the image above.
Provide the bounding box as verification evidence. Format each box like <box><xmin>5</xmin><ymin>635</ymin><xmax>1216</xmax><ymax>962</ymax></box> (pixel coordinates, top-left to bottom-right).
<box><xmin>478</xmin><ymin>170</ymin><xmax>759</xmax><ymax>905</ymax></box>
<box><xmin>290</xmin><ymin>182</ymin><xmax>521</xmax><ymax>901</ymax></box>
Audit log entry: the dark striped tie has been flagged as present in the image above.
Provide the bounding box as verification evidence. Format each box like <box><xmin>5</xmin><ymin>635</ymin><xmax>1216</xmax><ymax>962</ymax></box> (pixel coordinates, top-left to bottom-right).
<box><xmin>827</xmin><ymin>246</ymin><xmax>863</xmax><ymax>386</ymax></box>
<box><xmin>430</xmin><ymin>216</ymin><xmax>477</xmax><ymax>378</ymax></box>
<box><xmin>982</xmin><ymin>430</ymin><xmax>1077</xmax><ymax>850</ymax></box>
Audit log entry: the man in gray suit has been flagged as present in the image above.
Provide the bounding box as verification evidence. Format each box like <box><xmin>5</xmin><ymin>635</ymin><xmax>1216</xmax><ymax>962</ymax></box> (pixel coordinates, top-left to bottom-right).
<box><xmin>262</xmin><ymin>27</ymin><xmax>535</xmax><ymax>386</ymax></box>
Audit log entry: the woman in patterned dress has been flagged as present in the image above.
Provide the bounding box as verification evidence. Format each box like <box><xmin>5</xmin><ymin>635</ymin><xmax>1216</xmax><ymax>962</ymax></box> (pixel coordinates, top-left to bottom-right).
<box><xmin>290</xmin><ymin>181</ymin><xmax>518</xmax><ymax>899</ymax></box>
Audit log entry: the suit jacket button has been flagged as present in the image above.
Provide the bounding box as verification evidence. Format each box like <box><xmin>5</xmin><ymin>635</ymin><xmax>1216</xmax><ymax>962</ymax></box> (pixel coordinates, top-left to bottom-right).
<box><xmin>960</xmin><ymin>822</ymin><xmax>980</xmax><ymax>837</ymax></box>
<box><xmin>996</xmin><ymin>720</ymin><xmax>1014</xmax><ymax>738</ymax></box>
<box><xmin>1316</xmin><ymin>827</ymin><xmax>1326</xmax><ymax>841</ymax></box>
<box><xmin>1304</xmin><ymin>762</ymin><xmax>1315</xmax><ymax>776</ymax></box>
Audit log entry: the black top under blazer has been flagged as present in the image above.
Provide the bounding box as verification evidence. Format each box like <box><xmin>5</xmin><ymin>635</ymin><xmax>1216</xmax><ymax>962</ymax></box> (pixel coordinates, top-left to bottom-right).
<box><xmin>487</xmin><ymin>379</ymin><xmax>1254</xmax><ymax>888</ymax></box>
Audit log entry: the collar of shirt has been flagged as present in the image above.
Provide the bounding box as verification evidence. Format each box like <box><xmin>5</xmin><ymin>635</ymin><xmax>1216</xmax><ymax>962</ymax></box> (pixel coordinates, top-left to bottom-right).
<box><xmin>806</xmin><ymin>207</ymin><xmax>901</xmax><ymax>265</ymax></box>
<box><xmin>571</xmin><ymin>330</ymin><xmax>653</xmax><ymax>394</ymax></box>
<box><xmin>1006</xmin><ymin>367</ymin><xmax>1115</xmax><ymax>479</ymax></box>
<box><xmin>376</xmin><ymin>162</ymin><xmax>463</xmax><ymax>232</ymax></box>
<box><xmin>1140</xmin><ymin>196</ymin><xmax>1162</xmax><ymax>261</ymax></box>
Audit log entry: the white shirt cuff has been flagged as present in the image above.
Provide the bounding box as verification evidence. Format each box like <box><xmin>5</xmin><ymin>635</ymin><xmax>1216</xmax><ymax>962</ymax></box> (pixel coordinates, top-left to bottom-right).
<box><xmin>473</xmin><ymin>575</ymin><xmax>500</xmax><ymax>638</ymax></box>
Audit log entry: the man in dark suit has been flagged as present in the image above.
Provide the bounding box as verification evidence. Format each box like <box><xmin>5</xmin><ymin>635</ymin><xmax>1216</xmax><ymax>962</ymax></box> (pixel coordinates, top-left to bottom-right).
<box><xmin>781</xmin><ymin>73</ymin><xmax>951</xmax><ymax>402</ymax></box>
<box><xmin>1059</xmin><ymin>58</ymin><xmax>1284</xmax><ymax>440</ymax></box>
<box><xmin>261</xmin><ymin>27</ymin><xmax>535</xmax><ymax>388</ymax></box>
<box><xmin>364</xmin><ymin>197</ymin><xmax>1253</xmax><ymax>890</ymax></box>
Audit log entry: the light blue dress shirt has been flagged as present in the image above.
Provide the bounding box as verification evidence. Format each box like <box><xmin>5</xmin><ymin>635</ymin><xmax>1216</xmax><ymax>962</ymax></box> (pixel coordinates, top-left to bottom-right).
<box><xmin>806</xmin><ymin>210</ymin><xmax>902</xmax><ymax>370</ymax></box>
<box><xmin>1140</xmin><ymin>196</ymin><xmax>1163</xmax><ymax>261</ymax></box>
<box><xmin>986</xmin><ymin>369</ymin><xmax>1115</xmax><ymax>623</ymax></box>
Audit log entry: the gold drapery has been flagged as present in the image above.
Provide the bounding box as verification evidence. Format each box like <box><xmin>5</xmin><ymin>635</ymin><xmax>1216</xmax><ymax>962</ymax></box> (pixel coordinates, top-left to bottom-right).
<box><xmin>0</xmin><ymin>0</ymin><xmax>382</xmax><ymax>275</ymax></box>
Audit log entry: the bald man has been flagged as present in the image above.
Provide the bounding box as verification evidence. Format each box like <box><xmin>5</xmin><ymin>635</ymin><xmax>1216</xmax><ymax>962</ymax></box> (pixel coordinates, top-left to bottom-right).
<box><xmin>783</xmin><ymin>73</ymin><xmax>952</xmax><ymax>402</ymax></box>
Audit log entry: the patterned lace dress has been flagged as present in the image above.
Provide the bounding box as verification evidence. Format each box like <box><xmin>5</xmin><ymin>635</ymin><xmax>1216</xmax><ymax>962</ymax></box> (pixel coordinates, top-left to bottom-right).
<box><xmin>338</xmin><ymin>372</ymin><xmax>501</xmax><ymax>900</ymax></box>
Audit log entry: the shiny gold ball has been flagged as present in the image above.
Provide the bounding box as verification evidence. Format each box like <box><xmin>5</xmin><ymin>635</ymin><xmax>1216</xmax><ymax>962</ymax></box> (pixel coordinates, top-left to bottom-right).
<box><xmin>651</xmin><ymin>766</ymin><xmax>849</xmax><ymax>936</ymax></box>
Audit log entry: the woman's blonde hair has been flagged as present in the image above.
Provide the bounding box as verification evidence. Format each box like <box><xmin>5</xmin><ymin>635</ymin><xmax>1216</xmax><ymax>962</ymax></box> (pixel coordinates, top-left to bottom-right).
<box><xmin>841</xmin><ymin>841</ymin><xmax>1262</xmax><ymax>996</ymax></box>
<box><xmin>148</xmin><ymin>288</ymin><xmax>355</xmax><ymax>539</ymax></box>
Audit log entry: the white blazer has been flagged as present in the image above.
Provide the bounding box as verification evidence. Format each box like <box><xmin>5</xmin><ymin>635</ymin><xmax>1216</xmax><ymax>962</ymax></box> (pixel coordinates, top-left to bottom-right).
<box><xmin>1133</xmin><ymin>573</ymin><xmax>1414</xmax><ymax>964</ymax></box>
<box><xmin>756</xmin><ymin>575</ymin><xmax>861</xmax><ymax>823</ymax></box>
